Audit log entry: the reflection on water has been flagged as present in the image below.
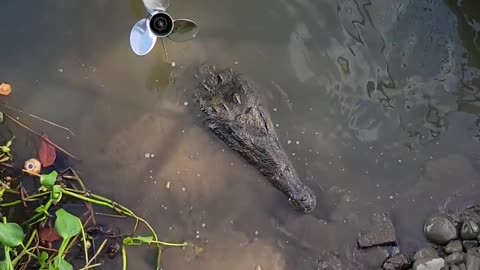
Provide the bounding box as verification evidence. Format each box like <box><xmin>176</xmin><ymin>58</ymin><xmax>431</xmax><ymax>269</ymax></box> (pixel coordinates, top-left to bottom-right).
<box><xmin>1</xmin><ymin>0</ymin><xmax>480</xmax><ymax>269</ymax></box>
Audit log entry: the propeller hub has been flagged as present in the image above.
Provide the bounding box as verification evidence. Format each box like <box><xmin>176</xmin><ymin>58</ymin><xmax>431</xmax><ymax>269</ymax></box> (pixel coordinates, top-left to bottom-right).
<box><xmin>149</xmin><ymin>12</ymin><xmax>174</xmax><ymax>37</ymax></box>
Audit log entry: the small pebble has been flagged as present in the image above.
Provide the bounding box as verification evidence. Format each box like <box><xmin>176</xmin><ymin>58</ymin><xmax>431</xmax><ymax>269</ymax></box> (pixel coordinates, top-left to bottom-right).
<box><xmin>295</xmin><ymin>141</ymin><xmax>300</xmax><ymax>145</ymax></box>
<box><xmin>445</xmin><ymin>240</ymin><xmax>463</xmax><ymax>254</ymax></box>
<box><xmin>445</xmin><ymin>252</ymin><xmax>466</xmax><ymax>264</ymax></box>
<box><xmin>255</xmin><ymin>265</ymin><xmax>262</xmax><ymax>270</ymax></box>
<box><xmin>463</xmin><ymin>240</ymin><xmax>478</xmax><ymax>250</ymax></box>
<box><xmin>461</xmin><ymin>219</ymin><xmax>480</xmax><ymax>240</ymax></box>
<box><xmin>287</xmin><ymin>140</ymin><xmax>292</xmax><ymax>144</ymax></box>
<box><xmin>184</xmin><ymin>101</ymin><xmax>189</xmax><ymax>106</ymax></box>
<box><xmin>166</xmin><ymin>181</ymin><xmax>171</xmax><ymax>189</ymax></box>
<box><xmin>182</xmin><ymin>187</ymin><xmax>186</xmax><ymax>192</ymax></box>
<box><xmin>145</xmin><ymin>153</ymin><xmax>151</xmax><ymax>158</ymax></box>
<box><xmin>414</xmin><ymin>247</ymin><xmax>439</xmax><ymax>261</ymax></box>
<box><xmin>171</xmin><ymin>61</ymin><xmax>176</xmax><ymax>67</ymax></box>
<box><xmin>202</xmin><ymin>223</ymin><xmax>206</xmax><ymax>228</ymax></box>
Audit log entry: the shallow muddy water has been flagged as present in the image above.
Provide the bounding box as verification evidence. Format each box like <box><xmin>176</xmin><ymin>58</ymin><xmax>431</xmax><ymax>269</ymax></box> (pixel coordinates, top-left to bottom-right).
<box><xmin>1</xmin><ymin>0</ymin><xmax>480</xmax><ymax>269</ymax></box>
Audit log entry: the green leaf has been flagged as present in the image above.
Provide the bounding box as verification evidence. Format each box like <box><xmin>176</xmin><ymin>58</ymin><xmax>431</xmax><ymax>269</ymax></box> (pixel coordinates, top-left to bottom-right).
<box><xmin>0</xmin><ymin>260</ymin><xmax>8</xmax><ymax>270</ymax></box>
<box><xmin>0</xmin><ymin>222</ymin><xmax>24</xmax><ymax>247</ymax></box>
<box><xmin>51</xmin><ymin>185</ymin><xmax>62</xmax><ymax>202</ymax></box>
<box><xmin>53</xmin><ymin>257</ymin><xmax>72</xmax><ymax>270</ymax></box>
<box><xmin>54</xmin><ymin>209</ymin><xmax>81</xmax><ymax>239</ymax></box>
<box><xmin>40</xmin><ymin>171</ymin><xmax>58</xmax><ymax>188</ymax></box>
<box><xmin>5</xmin><ymin>137</ymin><xmax>13</xmax><ymax>148</ymax></box>
<box><xmin>39</xmin><ymin>251</ymin><xmax>49</xmax><ymax>263</ymax></box>
<box><xmin>123</xmin><ymin>236</ymin><xmax>153</xmax><ymax>246</ymax></box>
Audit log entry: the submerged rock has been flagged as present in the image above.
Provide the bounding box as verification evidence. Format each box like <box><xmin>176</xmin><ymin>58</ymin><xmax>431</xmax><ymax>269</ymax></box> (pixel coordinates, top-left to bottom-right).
<box><xmin>358</xmin><ymin>213</ymin><xmax>397</xmax><ymax>248</ymax></box>
<box><xmin>316</xmin><ymin>251</ymin><xmax>346</xmax><ymax>270</ymax></box>
<box><xmin>383</xmin><ymin>254</ymin><xmax>411</xmax><ymax>270</ymax></box>
<box><xmin>446</xmin><ymin>240</ymin><xmax>464</xmax><ymax>254</ymax></box>
<box><xmin>466</xmin><ymin>254</ymin><xmax>480</xmax><ymax>270</ymax></box>
<box><xmin>414</xmin><ymin>248</ymin><xmax>440</xmax><ymax>261</ymax></box>
<box><xmin>461</xmin><ymin>220</ymin><xmax>480</xmax><ymax>240</ymax></box>
<box><xmin>412</xmin><ymin>257</ymin><xmax>445</xmax><ymax>270</ymax></box>
<box><xmin>445</xmin><ymin>252</ymin><xmax>466</xmax><ymax>264</ymax></box>
<box><xmin>463</xmin><ymin>240</ymin><xmax>479</xmax><ymax>250</ymax></box>
<box><xmin>424</xmin><ymin>215</ymin><xmax>458</xmax><ymax>245</ymax></box>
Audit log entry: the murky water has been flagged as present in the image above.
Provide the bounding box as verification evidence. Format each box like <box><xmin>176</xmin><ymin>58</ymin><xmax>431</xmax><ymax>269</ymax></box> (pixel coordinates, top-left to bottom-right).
<box><xmin>1</xmin><ymin>0</ymin><xmax>480</xmax><ymax>269</ymax></box>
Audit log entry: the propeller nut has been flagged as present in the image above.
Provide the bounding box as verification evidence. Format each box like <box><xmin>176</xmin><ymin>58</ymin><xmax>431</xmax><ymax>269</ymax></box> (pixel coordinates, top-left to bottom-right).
<box><xmin>149</xmin><ymin>12</ymin><xmax>174</xmax><ymax>37</ymax></box>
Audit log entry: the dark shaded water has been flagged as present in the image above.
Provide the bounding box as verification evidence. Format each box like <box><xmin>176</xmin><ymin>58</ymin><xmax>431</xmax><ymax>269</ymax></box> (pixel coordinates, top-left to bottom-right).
<box><xmin>1</xmin><ymin>0</ymin><xmax>480</xmax><ymax>269</ymax></box>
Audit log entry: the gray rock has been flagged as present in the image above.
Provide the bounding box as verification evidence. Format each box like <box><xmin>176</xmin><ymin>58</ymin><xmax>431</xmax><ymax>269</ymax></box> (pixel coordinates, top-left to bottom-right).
<box><xmin>452</xmin><ymin>265</ymin><xmax>460</xmax><ymax>270</ymax></box>
<box><xmin>445</xmin><ymin>252</ymin><xmax>466</xmax><ymax>264</ymax></box>
<box><xmin>424</xmin><ymin>215</ymin><xmax>458</xmax><ymax>245</ymax></box>
<box><xmin>446</xmin><ymin>241</ymin><xmax>464</xmax><ymax>254</ymax></box>
<box><xmin>353</xmin><ymin>246</ymin><xmax>390</xmax><ymax>269</ymax></box>
<box><xmin>464</xmin><ymin>240</ymin><xmax>479</xmax><ymax>250</ymax></box>
<box><xmin>414</xmin><ymin>248</ymin><xmax>440</xmax><ymax>261</ymax></box>
<box><xmin>358</xmin><ymin>213</ymin><xmax>397</xmax><ymax>248</ymax></box>
<box><xmin>383</xmin><ymin>254</ymin><xmax>412</xmax><ymax>270</ymax></box>
<box><xmin>467</xmin><ymin>247</ymin><xmax>480</xmax><ymax>257</ymax></box>
<box><xmin>317</xmin><ymin>251</ymin><xmax>346</xmax><ymax>270</ymax></box>
<box><xmin>466</xmin><ymin>254</ymin><xmax>480</xmax><ymax>270</ymax></box>
<box><xmin>461</xmin><ymin>220</ymin><xmax>480</xmax><ymax>240</ymax></box>
<box><xmin>459</xmin><ymin>263</ymin><xmax>467</xmax><ymax>270</ymax></box>
<box><xmin>412</xmin><ymin>257</ymin><xmax>445</xmax><ymax>270</ymax></box>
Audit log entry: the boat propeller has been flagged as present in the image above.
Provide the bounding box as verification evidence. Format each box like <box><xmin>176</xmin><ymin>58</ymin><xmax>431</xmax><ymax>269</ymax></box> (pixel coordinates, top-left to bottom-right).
<box><xmin>129</xmin><ymin>0</ymin><xmax>199</xmax><ymax>56</ymax></box>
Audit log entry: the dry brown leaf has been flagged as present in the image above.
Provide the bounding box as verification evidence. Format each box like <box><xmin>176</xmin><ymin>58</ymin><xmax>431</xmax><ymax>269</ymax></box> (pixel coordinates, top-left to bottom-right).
<box><xmin>0</xmin><ymin>83</ymin><xmax>12</xmax><ymax>96</ymax></box>
<box><xmin>39</xmin><ymin>225</ymin><xmax>60</xmax><ymax>243</ymax></box>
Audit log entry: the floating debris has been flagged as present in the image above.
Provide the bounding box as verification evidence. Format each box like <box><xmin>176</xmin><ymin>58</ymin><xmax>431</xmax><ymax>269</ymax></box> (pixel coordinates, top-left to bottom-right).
<box><xmin>24</xmin><ymin>158</ymin><xmax>41</xmax><ymax>174</ymax></box>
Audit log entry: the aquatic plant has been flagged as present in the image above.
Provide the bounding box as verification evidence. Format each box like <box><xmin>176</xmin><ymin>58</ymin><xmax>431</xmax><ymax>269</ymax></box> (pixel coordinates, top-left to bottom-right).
<box><xmin>0</xmin><ymin>103</ymin><xmax>190</xmax><ymax>270</ymax></box>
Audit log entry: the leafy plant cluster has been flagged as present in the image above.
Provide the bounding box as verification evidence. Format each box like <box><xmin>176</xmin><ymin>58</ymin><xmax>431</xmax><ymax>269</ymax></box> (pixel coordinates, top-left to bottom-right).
<box><xmin>0</xmin><ymin>138</ymin><xmax>189</xmax><ymax>270</ymax></box>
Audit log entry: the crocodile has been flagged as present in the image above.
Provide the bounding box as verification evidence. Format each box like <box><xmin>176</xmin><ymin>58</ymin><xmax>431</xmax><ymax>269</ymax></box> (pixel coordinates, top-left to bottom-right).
<box><xmin>191</xmin><ymin>65</ymin><xmax>316</xmax><ymax>213</ymax></box>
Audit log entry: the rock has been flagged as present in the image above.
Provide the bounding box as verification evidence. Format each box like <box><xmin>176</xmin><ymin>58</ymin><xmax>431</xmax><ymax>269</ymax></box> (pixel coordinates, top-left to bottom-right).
<box><xmin>464</xmin><ymin>240</ymin><xmax>479</xmax><ymax>250</ymax></box>
<box><xmin>412</xmin><ymin>257</ymin><xmax>445</xmax><ymax>270</ymax></box>
<box><xmin>383</xmin><ymin>254</ymin><xmax>412</xmax><ymax>270</ymax></box>
<box><xmin>451</xmin><ymin>265</ymin><xmax>460</xmax><ymax>270</ymax></box>
<box><xmin>353</xmin><ymin>246</ymin><xmax>390</xmax><ymax>269</ymax></box>
<box><xmin>414</xmin><ymin>248</ymin><xmax>440</xmax><ymax>261</ymax></box>
<box><xmin>446</xmin><ymin>240</ymin><xmax>464</xmax><ymax>253</ymax></box>
<box><xmin>358</xmin><ymin>213</ymin><xmax>397</xmax><ymax>248</ymax></box>
<box><xmin>466</xmin><ymin>254</ymin><xmax>480</xmax><ymax>270</ymax></box>
<box><xmin>424</xmin><ymin>214</ymin><xmax>458</xmax><ymax>245</ymax></box>
<box><xmin>461</xmin><ymin>220</ymin><xmax>480</xmax><ymax>240</ymax></box>
<box><xmin>317</xmin><ymin>251</ymin><xmax>346</xmax><ymax>270</ymax></box>
<box><xmin>467</xmin><ymin>247</ymin><xmax>480</xmax><ymax>257</ymax></box>
<box><xmin>459</xmin><ymin>263</ymin><xmax>467</xmax><ymax>270</ymax></box>
<box><xmin>445</xmin><ymin>252</ymin><xmax>466</xmax><ymax>264</ymax></box>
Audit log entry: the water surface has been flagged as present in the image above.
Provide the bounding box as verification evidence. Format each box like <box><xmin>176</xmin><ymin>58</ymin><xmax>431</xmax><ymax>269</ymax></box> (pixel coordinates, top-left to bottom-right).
<box><xmin>1</xmin><ymin>0</ymin><xmax>480</xmax><ymax>269</ymax></box>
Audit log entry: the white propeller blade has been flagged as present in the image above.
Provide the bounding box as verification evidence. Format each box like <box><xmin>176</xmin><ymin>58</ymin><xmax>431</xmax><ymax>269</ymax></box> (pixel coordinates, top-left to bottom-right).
<box><xmin>130</xmin><ymin>18</ymin><xmax>157</xmax><ymax>56</ymax></box>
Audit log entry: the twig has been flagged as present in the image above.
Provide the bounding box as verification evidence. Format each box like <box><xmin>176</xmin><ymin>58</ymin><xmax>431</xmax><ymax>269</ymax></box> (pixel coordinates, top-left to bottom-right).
<box><xmin>79</xmin><ymin>221</ymin><xmax>90</xmax><ymax>267</ymax></box>
<box><xmin>94</xmin><ymin>212</ymin><xmax>127</xmax><ymax>219</ymax></box>
<box><xmin>78</xmin><ymin>239</ymin><xmax>108</xmax><ymax>270</ymax></box>
<box><xmin>4</xmin><ymin>113</ymin><xmax>79</xmax><ymax>160</ymax></box>
<box><xmin>37</xmin><ymin>246</ymin><xmax>59</xmax><ymax>253</ymax></box>
<box><xmin>161</xmin><ymin>38</ymin><xmax>170</xmax><ymax>63</ymax></box>
<box><xmin>42</xmin><ymin>133</ymin><xmax>79</xmax><ymax>161</ymax></box>
<box><xmin>0</xmin><ymin>103</ymin><xmax>75</xmax><ymax>136</ymax></box>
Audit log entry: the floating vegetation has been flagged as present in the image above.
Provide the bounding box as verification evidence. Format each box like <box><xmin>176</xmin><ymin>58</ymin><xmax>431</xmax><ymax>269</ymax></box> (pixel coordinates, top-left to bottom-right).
<box><xmin>0</xmin><ymin>95</ymin><xmax>190</xmax><ymax>269</ymax></box>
